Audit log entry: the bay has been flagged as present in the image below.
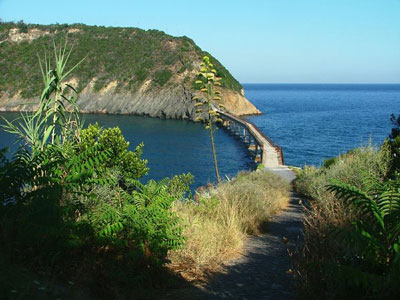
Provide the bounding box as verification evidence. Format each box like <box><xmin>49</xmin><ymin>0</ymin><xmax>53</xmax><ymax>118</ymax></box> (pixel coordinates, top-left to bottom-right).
<box><xmin>1</xmin><ymin>83</ymin><xmax>399</xmax><ymax>187</ymax></box>
<box><xmin>0</xmin><ymin>112</ymin><xmax>256</xmax><ymax>189</ymax></box>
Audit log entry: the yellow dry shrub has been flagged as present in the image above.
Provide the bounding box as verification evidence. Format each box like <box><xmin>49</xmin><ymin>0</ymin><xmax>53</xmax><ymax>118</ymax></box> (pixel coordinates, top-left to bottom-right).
<box><xmin>169</xmin><ymin>170</ymin><xmax>290</xmax><ymax>274</ymax></box>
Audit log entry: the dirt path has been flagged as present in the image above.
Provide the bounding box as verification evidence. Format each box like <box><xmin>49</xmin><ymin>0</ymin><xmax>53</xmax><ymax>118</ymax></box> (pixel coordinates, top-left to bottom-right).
<box><xmin>188</xmin><ymin>192</ymin><xmax>304</xmax><ymax>300</ymax></box>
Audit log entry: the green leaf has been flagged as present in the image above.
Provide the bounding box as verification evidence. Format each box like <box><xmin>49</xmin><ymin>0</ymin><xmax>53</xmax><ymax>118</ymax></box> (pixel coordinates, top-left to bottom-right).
<box><xmin>42</xmin><ymin>125</ymin><xmax>54</xmax><ymax>146</ymax></box>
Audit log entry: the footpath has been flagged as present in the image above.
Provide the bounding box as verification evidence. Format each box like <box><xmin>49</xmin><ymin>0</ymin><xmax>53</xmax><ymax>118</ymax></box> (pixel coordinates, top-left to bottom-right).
<box><xmin>201</xmin><ymin>191</ymin><xmax>303</xmax><ymax>299</ymax></box>
<box><xmin>166</xmin><ymin>168</ymin><xmax>304</xmax><ymax>300</ymax></box>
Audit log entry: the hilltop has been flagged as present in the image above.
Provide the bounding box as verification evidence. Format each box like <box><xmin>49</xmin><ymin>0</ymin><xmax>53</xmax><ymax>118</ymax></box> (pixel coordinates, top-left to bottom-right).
<box><xmin>0</xmin><ymin>22</ymin><xmax>260</xmax><ymax>119</ymax></box>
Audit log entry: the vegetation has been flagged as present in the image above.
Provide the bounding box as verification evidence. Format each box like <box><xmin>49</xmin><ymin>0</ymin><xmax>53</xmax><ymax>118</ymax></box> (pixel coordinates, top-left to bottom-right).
<box><xmin>388</xmin><ymin>113</ymin><xmax>400</xmax><ymax>176</ymax></box>
<box><xmin>193</xmin><ymin>56</ymin><xmax>225</xmax><ymax>183</ymax></box>
<box><xmin>0</xmin><ymin>43</ymin><xmax>193</xmax><ymax>299</ymax></box>
<box><xmin>0</xmin><ymin>38</ymin><xmax>292</xmax><ymax>299</ymax></box>
<box><xmin>0</xmin><ymin>21</ymin><xmax>243</xmax><ymax>99</ymax></box>
<box><xmin>169</xmin><ymin>171</ymin><xmax>290</xmax><ymax>275</ymax></box>
<box><xmin>79</xmin><ymin>123</ymin><xmax>149</xmax><ymax>182</ymax></box>
<box><xmin>294</xmin><ymin>131</ymin><xmax>400</xmax><ymax>299</ymax></box>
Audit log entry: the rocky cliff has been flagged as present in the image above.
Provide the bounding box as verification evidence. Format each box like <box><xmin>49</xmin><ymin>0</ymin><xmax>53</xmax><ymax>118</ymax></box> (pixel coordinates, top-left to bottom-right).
<box><xmin>0</xmin><ymin>22</ymin><xmax>261</xmax><ymax>119</ymax></box>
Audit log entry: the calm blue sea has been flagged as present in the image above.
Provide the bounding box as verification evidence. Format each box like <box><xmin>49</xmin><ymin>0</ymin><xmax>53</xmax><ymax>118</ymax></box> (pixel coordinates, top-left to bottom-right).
<box><xmin>0</xmin><ymin>112</ymin><xmax>256</xmax><ymax>189</ymax></box>
<box><xmin>244</xmin><ymin>84</ymin><xmax>400</xmax><ymax>167</ymax></box>
<box><xmin>1</xmin><ymin>84</ymin><xmax>399</xmax><ymax>187</ymax></box>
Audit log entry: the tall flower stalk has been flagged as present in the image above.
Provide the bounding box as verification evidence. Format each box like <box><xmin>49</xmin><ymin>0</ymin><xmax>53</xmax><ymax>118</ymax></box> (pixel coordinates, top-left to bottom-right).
<box><xmin>194</xmin><ymin>56</ymin><xmax>224</xmax><ymax>183</ymax></box>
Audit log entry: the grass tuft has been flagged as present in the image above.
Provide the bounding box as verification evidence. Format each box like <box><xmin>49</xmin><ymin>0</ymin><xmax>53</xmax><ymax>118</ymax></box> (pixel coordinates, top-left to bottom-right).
<box><xmin>292</xmin><ymin>144</ymin><xmax>392</xmax><ymax>299</ymax></box>
<box><xmin>169</xmin><ymin>170</ymin><xmax>290</xmax><ymax>277</ymax></box>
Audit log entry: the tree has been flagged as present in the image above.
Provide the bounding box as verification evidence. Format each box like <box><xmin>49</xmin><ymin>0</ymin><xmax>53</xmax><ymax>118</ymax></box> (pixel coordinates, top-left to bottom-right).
<box><xmin>17</xmin><ymin>20</ymin><xmax>28</xmax><ymax>33</ymax></box>
<box><xmin>193</xmin><ymin>56</ymin><xmax>224</xmax><ymax>183</ymax></box>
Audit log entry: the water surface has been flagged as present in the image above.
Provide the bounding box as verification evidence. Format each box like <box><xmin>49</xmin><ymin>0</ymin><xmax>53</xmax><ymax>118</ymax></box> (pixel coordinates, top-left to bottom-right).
<box><xmin>244</xmin><ymin>84</ymin><xmax>400</xmax><ymax>166</ymax></box>
<box><xmin>0</xmin><ymin>112</ymin><xmax>255</xmax><ymax>189</ymax></box>
<box><xmin>1</xmin><ymin>84</ymin><xmax>399</xmax><ymax>186</ymax></box>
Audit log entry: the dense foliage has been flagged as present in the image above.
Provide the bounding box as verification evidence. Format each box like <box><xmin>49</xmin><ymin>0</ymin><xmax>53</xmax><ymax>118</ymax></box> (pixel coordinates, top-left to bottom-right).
<box><xmin>79</xmin><ymin>123</ymin><xmax>149</xmax><ymax>182</ymax></box>
<box><xmin>0</xmin><ymin>21</ymin><xmax>243</xmax><ymax>99</ymax></box>
<box><xmin>0</xmin><ymin>43</ymin><xmax>193</xmax><ymax>299</ymax></box>
<box><xmin>294</xmin><ymin>128</ymin><xmax>400</xmax><ymax>299</ymax></box>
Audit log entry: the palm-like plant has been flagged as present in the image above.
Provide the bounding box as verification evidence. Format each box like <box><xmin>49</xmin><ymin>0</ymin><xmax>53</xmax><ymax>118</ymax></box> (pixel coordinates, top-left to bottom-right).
<box><xmin>194</xmin><ymin>56</ymin><xmax>224</xmax><ymax>183</ymax></box>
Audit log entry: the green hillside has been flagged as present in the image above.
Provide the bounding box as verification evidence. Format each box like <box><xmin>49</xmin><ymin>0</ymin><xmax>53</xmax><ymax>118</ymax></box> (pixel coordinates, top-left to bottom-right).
<box><xmin>0</xmin><ymin>21</ymin><xmax>242</xmax><ymax>99</ymax></box>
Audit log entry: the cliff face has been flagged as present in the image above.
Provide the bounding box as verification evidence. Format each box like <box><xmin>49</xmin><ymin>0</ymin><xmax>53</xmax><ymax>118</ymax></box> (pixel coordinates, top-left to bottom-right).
<box><xmin>0</xmin><ymin>83</ymin><xmax>260</xmax><ymax>119</ymax></box>
<box><xmin>0</xmin><ymin>23</ymin><xmax>261</xmax><ymax>119</ymax></box>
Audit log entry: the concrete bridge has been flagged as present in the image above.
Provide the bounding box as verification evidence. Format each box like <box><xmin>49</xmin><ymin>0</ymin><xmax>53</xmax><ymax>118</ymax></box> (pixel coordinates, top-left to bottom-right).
<box><xmin>217</xmin><ymin>110</ymin><xmax>284</xmax><ymax>168</ymax></box>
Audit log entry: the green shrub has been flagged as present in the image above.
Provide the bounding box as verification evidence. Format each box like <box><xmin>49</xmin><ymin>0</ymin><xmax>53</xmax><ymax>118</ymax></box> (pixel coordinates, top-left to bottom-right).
<box><xmin>135</xmin><ymin>68</ymin><xmax>147</xmax><ymax>82</ymax></box>
<box><xmin>323</xmin><ymin>178</ymin><xmax>400</xmax><ymax>298</ymax></box>
<box><xmin>79</xmin><ymin>123</ymin><xmax>149</xmax><ymax>182</ymax></box>
<box><xmin>295</xmin><ymin>145</ymin><xmax>390</xmax><ymax>202</ymax></box>
<box><xmin>87</xmin><ymin>176</ymin><xmax>191</xmax><ymax>265</ymax></box>
<box><xmin>388</xmin><ymin>114</ymin><xmax>400</xmax><ymax>176</ymax></box>
<box><xmin>17</xmin><ymin>20</ymin><xmax>28</xmax><ymax>33</ymax></box>
<box><xmin>153</xmin><ymin>69</ymin><xmax>173</xmax><ymax>86</ymax></box>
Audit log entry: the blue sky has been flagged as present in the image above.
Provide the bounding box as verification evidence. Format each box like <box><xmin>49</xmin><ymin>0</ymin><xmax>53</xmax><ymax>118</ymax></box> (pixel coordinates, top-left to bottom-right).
<box><xmin>1</xmin><ymin>0</ymin><xmax>399</xmax><ymax>83</ymax></box>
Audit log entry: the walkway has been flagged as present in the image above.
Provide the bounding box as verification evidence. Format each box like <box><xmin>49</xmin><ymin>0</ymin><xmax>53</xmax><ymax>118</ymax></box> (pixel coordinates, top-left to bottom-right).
<box><xmin>199</xmin><ymin>191</ymin><xmax>303</xmax><ymax>300</ymax></box>
<box><xmin>216</xmin><ymin>110</ymin><xmax>284</xmax><ymax>167</ymax></box>
<box><xmin>166</xmin><ymin>168</ymin><xmax>304</xmax><ymax>300</ymax></box>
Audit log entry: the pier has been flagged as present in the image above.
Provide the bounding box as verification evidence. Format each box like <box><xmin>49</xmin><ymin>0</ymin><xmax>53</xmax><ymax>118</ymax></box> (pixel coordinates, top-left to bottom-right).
<box><xmin>217</xmin><ymin>110</ymin><xmax>284</xmax><ymax>167</ymax></box>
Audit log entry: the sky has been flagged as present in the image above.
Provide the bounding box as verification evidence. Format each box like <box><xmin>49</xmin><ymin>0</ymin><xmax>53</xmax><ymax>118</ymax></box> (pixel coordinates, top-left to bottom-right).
<box><xmin>1</xmin><ymin>0</ymin><xmax>399</xmax><ymax>83</ymax></box>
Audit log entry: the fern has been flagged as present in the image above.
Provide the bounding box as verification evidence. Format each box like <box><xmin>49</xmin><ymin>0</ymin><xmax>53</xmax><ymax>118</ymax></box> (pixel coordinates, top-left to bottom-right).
<box><xmin>327</xmin><ymin>176</ymin><xmax>400</xmax><ymax>294</ymax></box>
<box><xmin>99</xmin><ymin>221</ymin><xmax>124</xmax><ymax>237</ymax></box>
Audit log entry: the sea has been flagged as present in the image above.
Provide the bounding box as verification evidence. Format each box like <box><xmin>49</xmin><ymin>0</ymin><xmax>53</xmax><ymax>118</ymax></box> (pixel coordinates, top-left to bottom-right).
<box><xmin>1</xmin><ymin>84</ymin><xmax>400</xmax><ymax>189</ymax></box>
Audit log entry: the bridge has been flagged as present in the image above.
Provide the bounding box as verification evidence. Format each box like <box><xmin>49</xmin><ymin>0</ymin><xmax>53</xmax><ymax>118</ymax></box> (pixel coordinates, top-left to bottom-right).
<box><xmin>216</xmin><ymin>110</ymin><xmax>284</xmax><ymax>168</ymax></box>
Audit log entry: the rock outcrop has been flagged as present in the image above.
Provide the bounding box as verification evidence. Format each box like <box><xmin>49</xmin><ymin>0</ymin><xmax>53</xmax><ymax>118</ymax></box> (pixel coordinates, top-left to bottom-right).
<box><xmin>0</xmin><ymin>82</ymin><xmax>260</xmax><ymax>119</ymax></box>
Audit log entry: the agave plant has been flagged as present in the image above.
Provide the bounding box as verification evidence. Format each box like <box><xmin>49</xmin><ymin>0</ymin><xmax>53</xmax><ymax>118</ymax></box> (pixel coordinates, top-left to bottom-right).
<box><xmin>193</xmin><ymin>56</ymin><xmax>224</xmax><ymax>183</ymax></box>
<box><xmin>1</xmin><ymin>40</ymin><xmax>85</xmax><ymax>155</ymax></box>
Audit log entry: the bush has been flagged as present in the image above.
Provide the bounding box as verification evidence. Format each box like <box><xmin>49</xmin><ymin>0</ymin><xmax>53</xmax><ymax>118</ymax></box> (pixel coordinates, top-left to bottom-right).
<box><xmin>293</xmin><ymin>144</ymin><xmax>396</xmax><ymax>299</ymax></box>
<box><xmin>0</xmin><ymin>44</ymin><xmax>191</xmax><ymax>298</ymax></box>
<box><xmin>295</xmin><ymin>145</ymin><xmax>390</xmax><ymax>205</ymax></box>
<box><xmin>17</xmin><ymin>20</ymin><xmax>28</xmax><ymax>33</ymax></box>
<box><xmin>0</xmin><ymin>135</ymin><xmax>192</xmax><ymax>298</ymax></box>
<box><xmin>169</xmin><ymin>171</ymin><xmax>290</xmax><ymax>274</ymax></box>
<box><xmin>87</xmin><ymin>176</ymin><xmax>190</xmax><ymax>265</ymax></box>
<box><xmin>153</xmin><ymin>69</ymin><xmax>173</xmax><ymax>86</ymax></box>
<box><xmin>79</xmin><ymin>123</ymin><xmax>149</xmax><ymax>182</ymax></box>
<box><xmin>388</xmin><ymin>114</ymin><xmax>400</xmax><ymax>176</ymax></box>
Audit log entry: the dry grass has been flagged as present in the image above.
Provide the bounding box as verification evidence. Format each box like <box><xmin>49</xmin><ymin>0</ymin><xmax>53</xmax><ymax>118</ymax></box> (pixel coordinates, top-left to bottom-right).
<box><xmin>168</xmin><ymin>170</ymin><xmax>290</xmax><ymax>278</ymax></box>
<box><xmin>295</xmin><ymin>144</ymin><xmax>390</xmax><ymax>201</ymax></box>
<box><xmin>292</xmin><ymin>144</ymin><xmax>391</xmax><ymax>298</ymax></box>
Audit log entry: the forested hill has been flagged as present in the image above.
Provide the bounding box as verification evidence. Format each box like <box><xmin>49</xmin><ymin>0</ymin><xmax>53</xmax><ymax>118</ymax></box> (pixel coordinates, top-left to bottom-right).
<box><xmin>0</xmin><ymin>22</ymin><xmax>260</xmax><ymax>118</ymax></box>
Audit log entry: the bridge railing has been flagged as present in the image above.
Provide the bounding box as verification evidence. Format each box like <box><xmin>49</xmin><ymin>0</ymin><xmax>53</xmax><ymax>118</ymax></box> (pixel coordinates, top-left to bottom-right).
<box><xmin>217</xmin><ymin>110</ymin><xmax>285</xmax><ymax>165</ymax></box>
